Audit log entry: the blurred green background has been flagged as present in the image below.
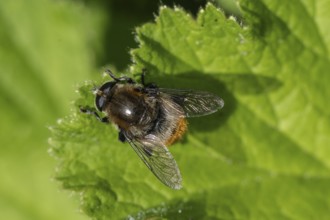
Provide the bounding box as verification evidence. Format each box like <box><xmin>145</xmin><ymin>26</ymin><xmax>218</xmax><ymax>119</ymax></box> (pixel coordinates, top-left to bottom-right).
<box><xmin>0</xmin><ymin>0</ymin><xmax>239</xmax><ymax>219</ymax></box>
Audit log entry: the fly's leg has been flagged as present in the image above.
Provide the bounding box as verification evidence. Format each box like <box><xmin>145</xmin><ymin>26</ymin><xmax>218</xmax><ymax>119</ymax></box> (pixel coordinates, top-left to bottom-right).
<box><xmin>141</xmin><ymin>68</ymin><xmax>147</xmax><ymax>86</ymax></box>
<box><xmin>141</xmin><ymin>68</ymin><xmax>157</xmax><ymax>88</ymax></box>
<box><xmin>105</xmin><ymin>69</ymin><xmax>136</xmax><ymax>84</ymax></box>
<box><xmin>140</xmin><ymin>68</ymin><xmax>158</xmax><ymax>96</ymax></box>
<box><xmin>80</xmin><ymin>106</ymin><xmax>109</xmax><ymax>123</ymax></box>
<box><xmin>118</xmin><ymin>129</ymin><xmax>126</xmax><ymax>142</ymax></box>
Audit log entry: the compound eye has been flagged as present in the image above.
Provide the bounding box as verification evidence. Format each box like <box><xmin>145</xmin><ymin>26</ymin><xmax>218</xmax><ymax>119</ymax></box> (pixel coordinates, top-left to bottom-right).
<box><xmin>95</xmin><ymin>95</ymin><xmax>106</xmax><ymax>111</ymax></box>
<box><xmin>94</xmin><ymin>81</ymin><xmax>116</xmax><ymax>111</ymax></box>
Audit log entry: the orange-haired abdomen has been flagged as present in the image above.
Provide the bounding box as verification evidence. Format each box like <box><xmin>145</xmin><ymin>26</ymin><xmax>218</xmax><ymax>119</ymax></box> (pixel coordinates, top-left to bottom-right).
<box><xmin>165</xmin><ymin>118</ymin><xmax>188</xmax><ymax>146</ymax></box>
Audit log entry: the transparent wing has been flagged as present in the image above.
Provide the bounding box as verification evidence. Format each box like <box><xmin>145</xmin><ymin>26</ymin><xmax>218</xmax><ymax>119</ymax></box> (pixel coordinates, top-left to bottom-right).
<box><xmin>159</xmin><ymin>88</ymin><xmax>224</xmax><ymax>117</ymax></box>
<box><xmin>125</xmin><ymin>134</ymin><xmax>182</xmax><ymax>189</ymax></box>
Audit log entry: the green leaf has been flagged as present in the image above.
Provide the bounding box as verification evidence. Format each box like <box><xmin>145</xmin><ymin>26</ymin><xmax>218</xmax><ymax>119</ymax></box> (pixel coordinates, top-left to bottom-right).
<box><xmin>0</xmin><ymin>0</ymin><xmax>105</xmax><ymax>219</ymax></box>
<box><xmin>50</xmin><ymin>1</ymin><xmax>330</xmax><ymax>219</ymax></box>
